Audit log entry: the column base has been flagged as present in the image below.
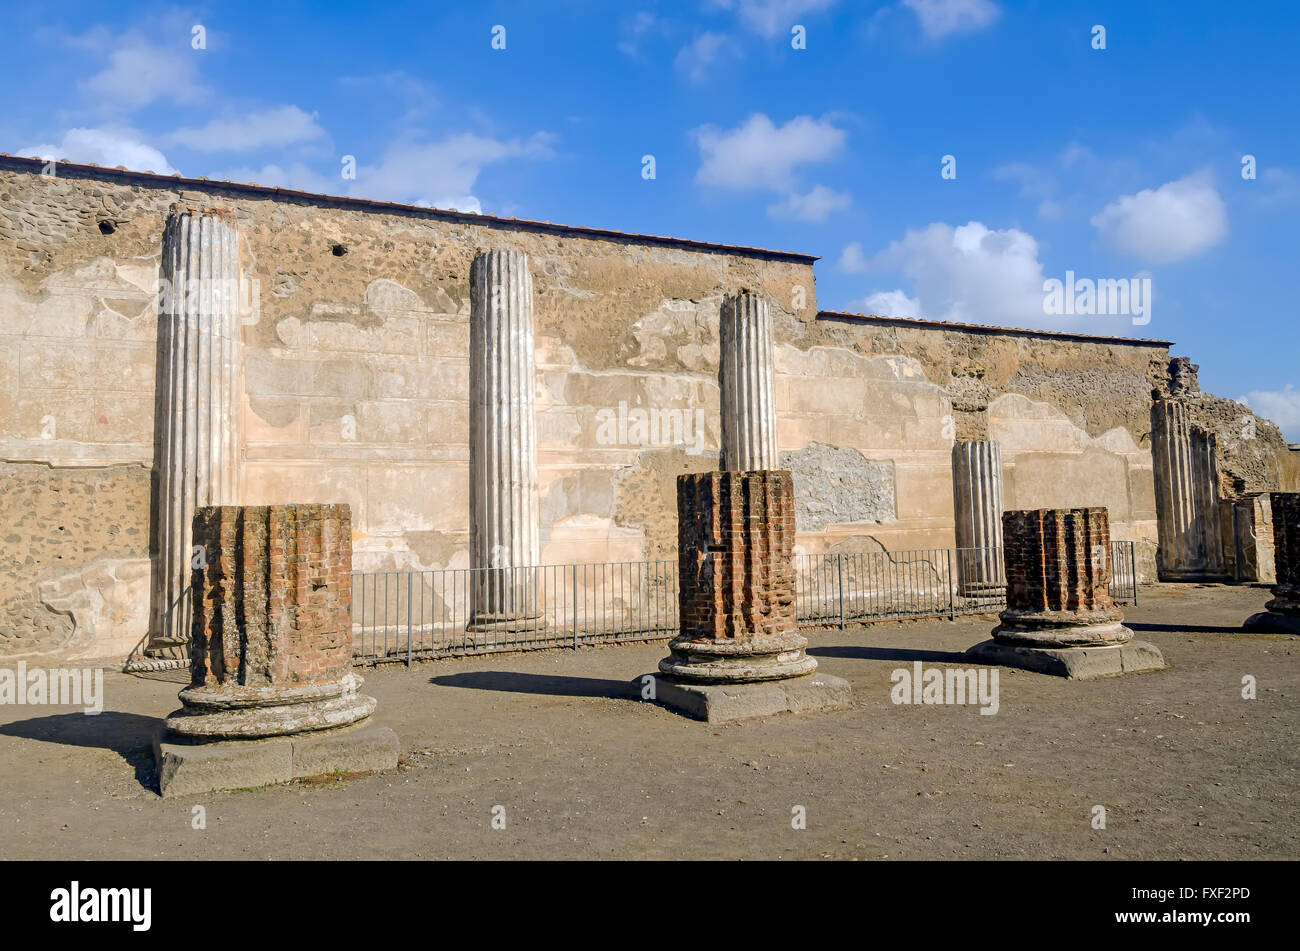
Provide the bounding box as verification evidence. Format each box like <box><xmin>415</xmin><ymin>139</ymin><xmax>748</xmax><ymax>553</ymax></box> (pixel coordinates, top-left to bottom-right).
<box><xmin>1156</xmin><ymin>567</ymin><xmax>1234</xmax><ymax>583</ymax></box>
<box><xmin>647</xmin><ymin>671</ymin><xmax>852</xmax><ymax>723</ymax></box>
<box><xmin>165</xmin><ymin>673</ymin><xmax>376</xmax><ymax>739</ymax></box>
<box><xmin>153</xmin><ymin>721</ymin><xmax>400</xmax><ymax>798</ymax></box>
<box><xmin>466</xmin><ymin>612</ymin><xmax>544</xmax><ymax>634</ymax></box>
<box><xmin>658</xmin><ymin>631</ymin><xmax>816</xmax><ymax>683</ymax></box>
<box><xmin>966</xmin><ymin>638</ymin><xmax>1166</xmax><ymax>680</ymax></box>
<box><xmin>1242</xmin><ymin>612</ymin><xmax>1300</xmax><ymax>635</ymax></box>
<box><xmin>993</xmin><ymin>608</ymin><xmax>1134</xmax><ymax>647</ymax></box>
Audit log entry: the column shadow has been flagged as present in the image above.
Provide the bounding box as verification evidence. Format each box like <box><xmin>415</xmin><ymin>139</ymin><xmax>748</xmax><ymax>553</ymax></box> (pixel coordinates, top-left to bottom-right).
<box><xmin>808</xmin><ymin>645</ymin><xmax>971</xmax><ymax>663</ymax></box>
<box><xmin>431</xmin><ymin>671</ymin><xmax>641</xmax><ymax>700</ymax></box>
<box><xmin>1125</xmin><ymin>622</ymin><xmax>1246</xmax><ymax>635</ymax></box>
<box><xmin>0</xmin><ymin>711</ymin><xmax>159</xmax><ymax>790</ymax></box>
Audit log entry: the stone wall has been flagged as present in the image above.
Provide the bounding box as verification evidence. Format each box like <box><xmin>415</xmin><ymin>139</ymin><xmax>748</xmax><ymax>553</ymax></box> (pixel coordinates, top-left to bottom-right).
<box><xmin>3</xmin><ymin>159</ymin><xmax>1294</xmax><ymax>661</ymax></box>
<box><xmin>800</xmin><ymin>313</ymin><xmax>1168</xmax><ymax>577</ymax></box>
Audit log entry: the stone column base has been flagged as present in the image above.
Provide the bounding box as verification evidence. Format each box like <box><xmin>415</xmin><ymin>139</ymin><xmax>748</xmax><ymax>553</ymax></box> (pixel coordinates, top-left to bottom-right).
<box><xmin>154</xmin><ymin>721</ymin><xmax>400</xmax><ymax>798</ymax></box>
<box><xmin>648</xmin><ymin>671</ymin><xmax>852</xmax><ymax>723</ymax></box>
<box><xmin>658</xmin><ymin>631</ymin><xmax>816</xmax><ymax>683</ymax></box>
<box><xmin>1242</xmin><ymin>612</ymin><xmax>1300</xmax><ymax>635</ymax></box>
<box><xmin>993</xmin><ymin>607</ymin><xmax>1134</xmax><ymax>648</ymax></box>
<box><xmin>966</xmin><ymin>639</ymin><xmax>1166</xmax><ymax>680</ymax></box>
<box><xmin>465</xmin><ymin>612</ymin><xmax>544</xmax><ymax>634</ymax></box>
<box><xmin>165</xmin><ymin>673</ymin><xmax>376</xmax><ymax>739</ymax></box>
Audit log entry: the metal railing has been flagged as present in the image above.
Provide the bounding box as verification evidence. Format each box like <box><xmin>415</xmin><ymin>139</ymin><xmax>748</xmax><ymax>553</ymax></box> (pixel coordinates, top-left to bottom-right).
<box><xmin>351</xmin><ymin>540</ymin><xmax>1139</xmax><ymax>664</ymax></box>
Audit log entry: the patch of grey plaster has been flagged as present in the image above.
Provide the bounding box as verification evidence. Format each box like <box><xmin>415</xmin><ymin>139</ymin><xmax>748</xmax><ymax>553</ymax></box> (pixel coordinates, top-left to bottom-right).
<box><xmin>784</xmin><ymin>442</ymin><xmax>896</xmax><ymax>532</ymax></box>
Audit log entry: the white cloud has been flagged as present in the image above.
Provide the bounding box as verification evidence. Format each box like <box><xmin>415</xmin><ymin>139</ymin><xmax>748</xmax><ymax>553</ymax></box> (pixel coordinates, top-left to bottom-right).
<box><xmin>902</xmin><ymin>0</ymin><xmax>1000</xmax><ymax>40</ymax></box>
<box><xmin>617</xmin><ymin>11</ymin><xmax>660</xmax><ymax>57</ymax></box>
<box><xmin>861</xmin><ymin>220</ymin><xmax>1049</xmax><ymax>325</ymax></box>
<box><xmin>838</xmin><ymin>241</ymin><xmax>868</xmax><ymax>272</ymax></box>
<box><xmin>694</xmin><ymin>113</ymin><xmax>846</xmax><ymax>190</ymax></box>
<box><xmin>166</xmin><ymin>106</ymin><xmax>326</xmax><ymax>152</ymax></box>
<box><xmin>215</xmin><ymin>162</ymin><xmax>336</xmax><ymax>194</ymax></box>
<box><xmin>1091</xmin><ymin>172</ymin><xmax>1227</xmax><ymax>264</ymax></box>
<box><xmin>708</xmin><ymin>0</ymin><xmax>839</xmax><ymax>38</ymax></box>
<box><xmin>1240</xmin><ymin>386</ymin><xmax>1300</xmax><ymax>442</ymax></box>
<box><xmin>674</xmin><ymin>31</ymin><xmax>738</xmax><ymax>83</ymax></box>
<box><xmin>348</xmin><ymin>132</ymin><xmax>556</xmax><ymax>211</ymax></box>
<box><xmin>767</xmin><ymin>184</ymin><xmax>850</xmax><ymax>221</ymax></box>
<box><xmin>852</xmin><ymin>289</ymin><xmax>922</xmax><ymax>318</ymax></box>
<box><xmin>17</xmin><ymin>127</ymin><xmax>177</xmax><ymax>174</ymax></box>
<box><xmin>79</xmin><ymin>32</ymin><xmax>206</xmax><ymax>109</ymax></box>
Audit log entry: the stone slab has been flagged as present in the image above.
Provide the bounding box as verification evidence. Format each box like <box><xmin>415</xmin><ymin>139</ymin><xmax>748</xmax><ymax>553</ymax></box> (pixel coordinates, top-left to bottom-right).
<box><xmin>648</xmin><ymin>671</ymin><xmax>853</xmax><ymax>723</ymax></box>
<box><xmin>964</xmin><ymin>639</ymin><xmax>1166</xmax><ymax>680</ymax></box>
<box><xmin>1242</xmin><ymin>612</ymin><xmax>1300</xmax><ymax>635</ymax></box>
<box><xmin>154</xmin><ymin>722</ymin><xmax>400</xmax><ymax>798</ymax></box>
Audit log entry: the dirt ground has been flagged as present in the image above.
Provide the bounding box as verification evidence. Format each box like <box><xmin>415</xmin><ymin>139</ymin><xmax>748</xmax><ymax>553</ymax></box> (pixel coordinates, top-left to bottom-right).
<box><xmin>0</xmin><ymin>583</ymin><xmax>1295</xmax><ymax>860</ymax></box>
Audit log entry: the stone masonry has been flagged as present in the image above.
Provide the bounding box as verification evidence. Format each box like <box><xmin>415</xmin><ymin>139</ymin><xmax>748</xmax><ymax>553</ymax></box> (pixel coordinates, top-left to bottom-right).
<box><xmin>165</xmin><ymin>503</ymin><xmax>375</xmax><ymax>738</ymax></box>
<box><xmin>1245</xmin><ymin>493</ymin><xmax>1300</xmax><ymax>634</ymax></box>
<box><xmin>148</xmin><ymin>205</ymin><xmax>244</xmax><ymax>659</ymax></box>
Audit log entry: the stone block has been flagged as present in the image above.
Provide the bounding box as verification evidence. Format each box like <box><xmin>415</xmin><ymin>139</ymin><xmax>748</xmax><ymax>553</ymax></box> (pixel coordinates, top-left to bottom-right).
<box><xmin>154</xmin><ymin>722</ymin><xmax>400</xmax><ymax>798</ymax></box>
<box><xmin>650</xmin><ymin>672</ymin><xmax>853</xmax><ymax>723</ymax></box>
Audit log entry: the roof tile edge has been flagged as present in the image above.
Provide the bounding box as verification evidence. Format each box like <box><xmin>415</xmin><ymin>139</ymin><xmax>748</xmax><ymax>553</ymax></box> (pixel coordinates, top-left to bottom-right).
<box><xmin>818</xmin><ymin>310</ymin><xmax>1174</xmax><ymax>347</ymax></box>
<box><xmin>0</xmin><ymin>154</ymin><xmax>819</xmax><ymax>264</ymax></box>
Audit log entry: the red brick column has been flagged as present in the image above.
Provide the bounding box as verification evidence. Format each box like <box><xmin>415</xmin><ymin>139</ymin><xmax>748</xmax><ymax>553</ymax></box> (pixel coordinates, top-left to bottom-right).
<box><xmin>166</xmin><ymin>504</ymin><xmax>375</xmax><ymax>738</ymax></box>
<box><xmin>659</xmin><ymin>471</ymin><xmax>814</xmax><ymax>682</ymax></box>
<box><xmin>995</xmin><ymin>507</ymin><xmax>1132</xmax><ymax>647</ymax></box>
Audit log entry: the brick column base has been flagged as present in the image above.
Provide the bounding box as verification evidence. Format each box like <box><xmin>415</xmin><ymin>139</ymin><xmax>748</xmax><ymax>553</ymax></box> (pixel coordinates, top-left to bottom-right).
<box><xmin>165</xmin><ymin>503</ymin><xmax>375</xmax><ymax>739</ymax></box>
<box><xmin>659</xmin><ymin>471</ymin><xmax>814</xmax><ymax>683</ymax></box>
<box><xmin>994</xmin><ymin>507</ymin><xmax>1132</xmax><ymax>647</ymax></box>
<box><xmin>966</xmin><ymin>507</ymin><xmax>1166</xmax><ymax>679</ymax></box>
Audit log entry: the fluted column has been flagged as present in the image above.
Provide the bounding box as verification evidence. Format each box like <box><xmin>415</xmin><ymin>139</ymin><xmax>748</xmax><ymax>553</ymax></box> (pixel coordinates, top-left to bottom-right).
<box><xmin>720</xmin><ymin>291</ymin><xmax>778</xmax><ymax>471</ymax></box>
<box><xmin>952</xmin><ymin>440</ymin><xmax>1005</xmax><ymax>596</ymax></box>
<box><xmin>149</xmin><ymin>206</ymin><xmax>243</xmax><ymax>650</ymax></box>
<box><xmin>1151</xmin><ymin>400</ymin><xmax>1228</xmax><ymax>580</ymax></box>
<box><xmin>469</xmin><ymin>248</ymin><xmax>539</xmax><ymax>630</ymax></box>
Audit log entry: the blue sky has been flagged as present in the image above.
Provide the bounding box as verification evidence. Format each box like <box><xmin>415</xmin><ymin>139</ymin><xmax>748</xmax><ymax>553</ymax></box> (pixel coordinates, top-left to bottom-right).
<box><xmin>3</xmin><ymin>0</ymin><xmax>1297</xmax><ymax>437</ymax></box>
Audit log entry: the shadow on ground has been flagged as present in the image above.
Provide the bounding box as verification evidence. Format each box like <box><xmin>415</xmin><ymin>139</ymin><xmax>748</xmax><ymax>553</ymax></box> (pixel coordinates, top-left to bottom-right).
<box><xmin>431</xmin><ymin>670</ymin><xmax>642</xmax><ymax>700</ymax></box>
<box><xmin>808</xmin><ymin>645</ymin><xmax>970</xmax><ymax>663</ymax></box>
<box><xmin>1126</xmin><ymin>622</ymin><xmax>1247</xmax><ymax>635</ymax></box>
<box><xmin>0</xmin><ymin>711</ymin><xmax>157</xmax><ymax>789</ymax></box>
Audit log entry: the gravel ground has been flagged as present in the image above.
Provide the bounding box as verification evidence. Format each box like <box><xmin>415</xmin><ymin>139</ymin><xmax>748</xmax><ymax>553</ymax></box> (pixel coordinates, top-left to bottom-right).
<box><xmin>0</xmin><ymin>583</ymin><xmax>1294</xmax><ymax>860</ymax></box>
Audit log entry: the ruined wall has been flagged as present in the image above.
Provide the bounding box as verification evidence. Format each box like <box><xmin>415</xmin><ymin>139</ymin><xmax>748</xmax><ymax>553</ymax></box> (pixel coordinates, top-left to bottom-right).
<box><xmin>781</xmin><ymin>314</ymin><xmax>1169</xmax><ymax>578</ymax></box>
<box><xmin>0</xmin><ymin>162</ymin><xmax>811</xmax><ymax>659</ymax></box>
<box><xmin>6</xmin><ymin>161</ymin><xmax>1288</xmax><ymax>661</ymax></box>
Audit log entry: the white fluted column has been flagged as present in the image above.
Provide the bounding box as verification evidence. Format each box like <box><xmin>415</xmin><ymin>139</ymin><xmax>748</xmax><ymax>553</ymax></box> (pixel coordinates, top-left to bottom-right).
<box><xmin>149</xmin><ymin>206</ymin><xmax>243</xmax><ymax>649</ymax></box>
<box><xmin>720</xmin><ymin>291</ymin><xmax>779</xmax><ymax>471</ymax></box>
<box><xmin>469</xmin><ymin>248</ymin><xmax>540</xmax><ymax>629</ymax></box>
<box><xmin>1151</xmin><ymin>400</ymin><xmax>1228</xmax><ymax>580</ymax></box>
<box><xmin>952</xmin><ymin>440</ymin><xmax>1005</xmax><ymax>595</ymax></box>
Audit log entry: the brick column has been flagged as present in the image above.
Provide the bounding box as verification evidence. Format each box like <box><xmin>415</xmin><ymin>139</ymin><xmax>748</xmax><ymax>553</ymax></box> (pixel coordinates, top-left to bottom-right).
<box><xmin>1245</xmin><ymin>493</ymin><xmax>1300</xmax><ymax>634</ymax></box>
<box><xmin>995</xmin><ymin>507</ymin><xmax>1131</xmax><ymax>647</ymax></box>
<box><xmin>165</xmin><ymin>503</ymin><xmax>375</xmax><ymax>738</ymax></box>
<box><xmin>659</xmin><ymin>470</ymin><xmax>814</xmax><ymax>682</ymax></box>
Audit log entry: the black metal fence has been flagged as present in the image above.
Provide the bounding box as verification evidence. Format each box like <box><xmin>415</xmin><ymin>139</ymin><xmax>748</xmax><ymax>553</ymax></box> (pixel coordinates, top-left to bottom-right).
<box><xmin>351</xmin><ymin>540</ymin><xmax>1139</xmax><ymax>664</ymax></box>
